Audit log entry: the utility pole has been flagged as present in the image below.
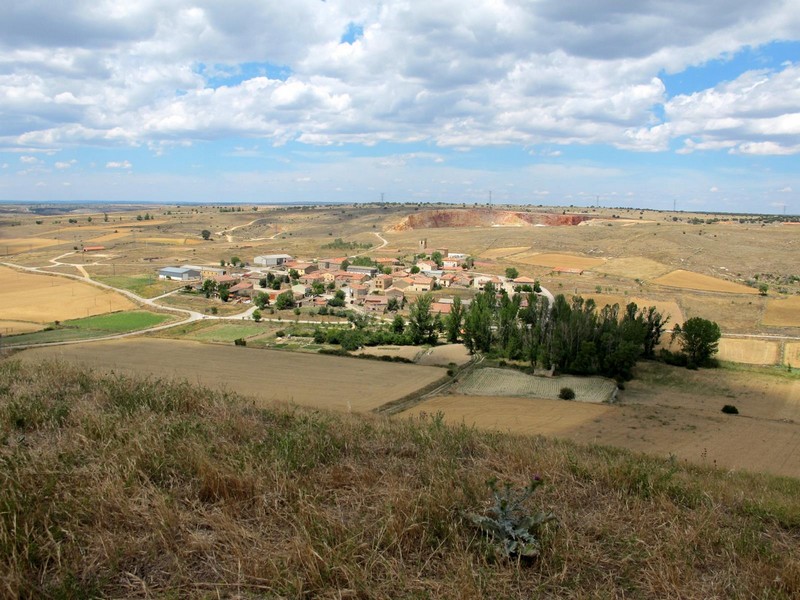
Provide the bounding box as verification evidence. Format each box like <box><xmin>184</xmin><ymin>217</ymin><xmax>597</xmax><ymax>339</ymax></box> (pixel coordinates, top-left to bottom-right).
<box><xmin>381</xmin><ymin>192</ymin><xmax>384</xmax><ymax>203</ymax></box>
<box><xmin>489</xmin><ymin>190</ymin><xmax>493</xmax><ymax>210</ymax></box>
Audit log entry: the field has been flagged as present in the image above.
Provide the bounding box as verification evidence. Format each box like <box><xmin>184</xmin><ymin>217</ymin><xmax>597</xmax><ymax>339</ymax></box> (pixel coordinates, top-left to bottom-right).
<box><xmin>763</xmin><ymin>296</ymin><xmax>800</xmax><ymax>327</ymax></box>
<box><xmin>594</xmin><ymin>256</ymin><xmax>673</xmax><ymax>280</ymax></box>
<box><xmin>93</xmin><ymin>274</ymin><xmax>186</xmax><ymax>298</ymax></box>
<box><xmin>17</xmin><ymin>338</ymin><xmax>446</xmax><ymax>413</ymax></box>
<box><xmin>510</xmin><ymin>252</ymin><xmax>606</xmax><ymax>270</ymax></box>
<box><xmin>2</xmin><ymin>311</ymin><xmax>173</xmax><ymax>346</ymax></box>
<box><xmin>456</xmin><ymin>368</ymin><xmax>617</xmax><ymax>403</ymax></box>
<box><xmin>409</xmin><ymin>361</ymin><xmax>800</xmax><ymax>478</ymax></box>
<box><xmin>653</xmin><ymin>269</ymin><xmax>759</xmax><ymax>294</ymax></box>
<box><xmin>716</xmin><ymin>338</ymin><xmax>781</xmax><ymax>365</ymax></box>
<box><xmin>477</xmin><ymin>246</ymin><xmax>530</xmax><ymax>259</ymax></box>
<box><xmin>0</xmin><ymin>237</ymin><xmax>65</xmax><ymax>254</ymax></box>
<box><xmin>0</xmin><ymin>266</ymin><xmax>136</xmax><ymax>332</ymax></box>
<box><xmin>786</xmin><ymin>342</ymin><xmax>800</xmax><ymax>368</ymax></box>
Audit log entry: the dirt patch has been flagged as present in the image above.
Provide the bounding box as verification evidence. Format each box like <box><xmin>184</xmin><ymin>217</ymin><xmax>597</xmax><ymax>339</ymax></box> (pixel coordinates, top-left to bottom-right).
<box><xmin>390</xmin><ymin>209</ymin><xmax>592</xmax><ymax>231</ymax></box>
<box><xmin>18</xmin><ymin>338</ymin><xmax>445</xmax><ymax>413</ymax></box>
<box><xmin>512</xmin><ymin>252</ymin><xmax>606</xmax><ymax>271</ymax></box>
<box><xmin>653</xmin><ymin>270</ymin><xmax>759</xmax><ymax>294</ymax></box>
<box><xmin>354</xmin><ymin>346</ymin><xmax>423</xmax><ymax>361</ymax></box>
<box><xmin>0</xmin><ymin>266</ymin><xmax>136</xmax><ymax>323</ymax></box>
<box><xmin>763</xmin><ymin>296</ymin><xmax>800</xmax><ymax>327</ymax></box>
<box><xmin>717</xmin><ymin>338</ymin><xmax>781</xmax><ymax>365</ymax></box>
<box><xmin>594</xmin><ymin>257</ymin><xmax>673</xmax><ymax>280</ymax></box>
<box><xmin>456</xmin><ymin>368</ymin><xmax>617</xmax><ymax>403</ymax></box>
<box><xmin>88</xmin><ymin>231</ymin><xmax>132</xmax><ymax>243</ymax></box>
<box><xmin>139</xmin><ymin>237</ymin><xmax>203</xmax><ymax>245</ymax></box>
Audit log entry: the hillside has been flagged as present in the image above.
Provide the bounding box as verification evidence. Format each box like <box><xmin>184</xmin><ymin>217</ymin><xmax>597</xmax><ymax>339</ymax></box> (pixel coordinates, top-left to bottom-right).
<box><xmin>1</xmin><ymin>359</ymin><xmax>799</xmax><ymax>598</ymax></box>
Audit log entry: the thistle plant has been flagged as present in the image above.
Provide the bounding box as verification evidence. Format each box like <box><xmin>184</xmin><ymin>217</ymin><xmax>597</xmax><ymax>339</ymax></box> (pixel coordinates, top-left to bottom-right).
<box><xmin>466</xmin><ymin>477</ymin><xmax>557</xmax><ymax>559</ymax></box>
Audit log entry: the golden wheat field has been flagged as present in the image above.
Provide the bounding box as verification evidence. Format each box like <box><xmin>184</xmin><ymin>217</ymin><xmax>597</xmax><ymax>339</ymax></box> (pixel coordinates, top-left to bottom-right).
<box><xmin>653</xmin><ymin>269</ymin><xmax>759</xmax><ymax>294</ymax></box>
<box><xmin>762</xmin><ymin>296</ymin><xmax>800</xmax><ymax>327</ymax></box>
<box><xmin>784</xmin><ymin>342</ymin><xmax>800</xmax><ymax>368</ymax></box>
<box><xmin>716</xmin><ymin>338</ymin><xmax>781</xmax><ymax>365</ymax></box>
<box><xmin>18</xmin><ymin>338</ymin><xmax>446</xmax><ymax>413</ymax></box>
<box><xmin>511</xmin><ymin>252</ymin><xmax>606</xmax><ymax>270</ymax></box>
<box><xmin>0</xmin><ymin>266</ymin><xmax>136</xmax><ymax>327</ymax></box>
<box><xmin>477</xmin><ymin>246</ymin><xmax>530</xmax><ymax>259</ymax></box>
<box><xmin>0</xmin><ymin>237</ymin><xmax>65</xmax><ymax>254</ymax></box>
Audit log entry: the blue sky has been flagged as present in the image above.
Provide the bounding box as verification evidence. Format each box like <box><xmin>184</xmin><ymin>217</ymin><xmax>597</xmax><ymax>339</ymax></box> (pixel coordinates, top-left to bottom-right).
<box><xmin>1</xmin><ymin>1</ymin><xmax>798</xmax><ymax>214</ymax></box>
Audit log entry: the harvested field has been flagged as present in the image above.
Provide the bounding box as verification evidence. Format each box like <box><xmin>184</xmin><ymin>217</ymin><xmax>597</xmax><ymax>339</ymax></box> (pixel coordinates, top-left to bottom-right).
<box><xmin>354</xmin><ymin>345</ymin><xmax>423</xmax><ymax>361</ymax></box>
<box><xmin>139</xmin><ymin>237</ymin><xmax>203</xmax><ymax>245</ymax></box>
<box><xmin>512</xmin><ymin>252</ymin><xmax>605</xmax><ymax>271</ymax></box>
<box><xmin>416</xmin><ymin>344</ymin><xmax>472</xmax><ymax>366</ymax></box>
<box><xmin>785</xmin><ymin>342</ymin><xmax>800</xmax><ymax>368</ymax></box>
<box><xmin>478</xmin><ymin>246</ymin><xmax>530</xmax><ymax>260</ymax></box>
<box><xmin>0</xmin><ymin>266</ymin><xmax>136</xmax><ymax>323</ymax></box>
<box><xmin>456</xmin><ymin>367</ymin><xmax>617</xmax><ymax>403</ymax></box>
<box><xmin>405</xmin><ymin>395</ymin><xmax>611</xmax><ymax>436</ymax></box>
<box><xmin>87</xmin><ymin>231</ymin><xmax>131</xmax><ymax>243</ymax></box>
<box><xmin>594</xmin><ymin>257</ymin><xmax>673</xmax><ymax>280</ymax></box>
<box><xmin>390</xmin><ymin>209</ymin><xmax>592</xmax><ymax>231</ymax></box>
<box><xmin>0</xmin><ymin>320</ymin><xmax>42</xmax><ymax>335</ymax></box>
<box><xmin>717</xmin><ymin>338</ymin><xmax>781</xmax><ymax>365</ymax></box>
<box><xmin>18</xmin><ymin>338</ymin><xmax>445</xmax><ymax>413</ymax></box>
<box><xmin>763</xmin><ymin>296</ymin><xmax>800</xmax><ymax>327</ymax></box>
<box><xmin>408</xmin><ymin>362</ymin><xmax>800</xmax><ymax>478</ymax></box>
<box><xmin>653</xmin><ymin>269</ymin><xmax>759</xmax><ymax>294</ymax></box>
<box><xmin>677</xmin><ymin>294</ymin><xmax>764</xmax><ymax>333</ymax></box>
<box><xmin>0</xmin><ymin>237</ymin><xmax>64</xmax><ymax>254</ymax></box>
<box><xmin>581</xmin><ymin>294</ymin><xmax>684</xmax><ymax>324</ymax></box>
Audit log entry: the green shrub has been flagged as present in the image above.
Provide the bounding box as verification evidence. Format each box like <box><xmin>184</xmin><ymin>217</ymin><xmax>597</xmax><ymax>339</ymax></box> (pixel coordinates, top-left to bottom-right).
<box><xmin>558</xmin><ymin>387</ymin><xmax>575</xmax><ymax>400</ymax></box>
<box><xmin>722</xmin><ymin>404</ymin><xmax>739</xmax><ymax>415</ymax></box>
<box><xmin>233</xmin><ymin>338</ymin><xmax>246</xmax><ymax>346</ymax></box>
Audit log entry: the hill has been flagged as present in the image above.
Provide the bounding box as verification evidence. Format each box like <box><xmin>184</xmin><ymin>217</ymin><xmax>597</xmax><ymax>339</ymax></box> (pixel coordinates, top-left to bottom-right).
<box><xmin>1</xmin><ymin>359</ymin><xmax>798</xmax><ymax>598</ymax></box>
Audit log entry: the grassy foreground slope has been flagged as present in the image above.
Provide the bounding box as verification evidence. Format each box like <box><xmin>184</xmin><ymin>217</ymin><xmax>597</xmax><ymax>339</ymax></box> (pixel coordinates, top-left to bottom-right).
<box><xmin>1</xmin><ymin>360</ymin><xmax>798</xmax><ymax>599</ymax></box>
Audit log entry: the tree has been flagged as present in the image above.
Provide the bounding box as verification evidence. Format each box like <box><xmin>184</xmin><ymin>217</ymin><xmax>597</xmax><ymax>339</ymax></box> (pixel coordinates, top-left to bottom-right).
<box><xmin>218</xmin><ymin>284</ymin><xmax>231</xmax><ymax>302</ymax></box>
<box><xmin>387</xmin><ymin>297</ymin><xmax>400</xmax><ymax>312</ymax></box>
<box><xmin>201</xmin><ymin>229</ymin><xmax>211</xmax><ymax>240</ymax></box>
<box><xmin>259</xmin><ymin>277</ymin><xmax>267</xmax><ymax>288</ymax></box>
<box><xmin>505</xmin><ymin>267</ymin><xmax>519</xmax><ymax>280</ymax></box>
<box><xmin>758</xmin><ymin>283</ymin><xmax>769</xmax><ymax>296</ymax></box>
<box><xmin>255</xmin><ymin>292</ymin><xmax>270</xmax><ymax>309</ymax></box>
<box><xmin>311</xmin><ymin>281</ymin><xmax>325</xmax><ymax>296</ymax></box>
<box><xmin>289</xmin><ymin>269</ymin><xmax>300</xmax><ymax>281</ymax></box>
<box><xmin>446</xmin><ymin>296</ymin><xmax>463</xmax><ymax>343</ymax></box>
<box><xmin>275</xmin><ymin>291</ymin><xmax>295</xmax><ymax>310</ymax></box>
<box><xmin>431</xmin><ymin>251</ymin><xmax>443</xmax><ymax>269</ymax></box>
<box><xmin>391</xmin><ymin>314</ymin><xmax>406</xmax><ymax>334</ymax></box>
<box><xmin>230</xmin><ymin>256</ymin><xmax>241</xmax><ymax>267</ymax></box>
<box><xmin>328</xmin><ymin>289</ymin><xmax>346</xmax><ymax>307</ymax></box>
<box><xmin>201</xmin><ymin>279</ymin><xmax>216</xmax><ymax>299</ymax></box>
<box><xmin>340</xmin><ymin>259</ymin><xmax>351</xmax><ymax>271</ymax></box>
<box><xmin>671</xmin><ymin>317</ymin><xmax>721</xmax><ymax>367</ymax></box>
<box><xmin>408</xmin><ymin>293</ymin><xmax>436</xmax><ymax>345</ymax></box>
<box><xmin>252</xmin><ymin>309</ymin><xmax>262</xmax><ymax>322</ymax></box>
<box><xmin>410</xmin><ymin>265</ymin><xmax>420</xmax><ymax>274</ymax></box>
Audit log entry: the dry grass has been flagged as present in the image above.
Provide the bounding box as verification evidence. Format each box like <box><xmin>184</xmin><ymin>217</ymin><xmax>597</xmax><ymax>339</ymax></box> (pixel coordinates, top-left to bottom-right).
<box><xmin>0</xmin><ymin>320</ymin><xmax>43</xmax><ymax>335</ymax></box>
<box><xmin>0</xmin><ymin>266</ymin><xmax>136</xmax><ymax>323</ymax></box>
<box><xmin>763</xmin><ymin>296</ymin><xmax>800</xmax><ymax>327</ymax></box>
<box><xmin>1</xmin><ymin>359</ymin><xmax>799</xmax><ymax>599</ymax></box>
<box><xmin>594</xmin><ymin>257</ymin><xmax>673</xmax><ymax>280</ymax></box>
<box><xmin>785</xmin><ymin>342</ymin><xmax>800</xmax><ymax>368</ymax></box>
<box><xmin>582</xmin><ymin>293</ymin><xmax>684</xmax><ymax>324</ymax></box>
<box><xmin>478</xmin><ymin>246</ymin><xmax>530</xmax><ymax>259</ymax></box>
<box><xmin>0</xmin><ymin>237</ymin><xmax>64</xmax><ymax>254</ymax></box>
<box><xmin>654</xmin><ymin>269</ymin><xmax>759</xmax><ymax>294</ymax></box>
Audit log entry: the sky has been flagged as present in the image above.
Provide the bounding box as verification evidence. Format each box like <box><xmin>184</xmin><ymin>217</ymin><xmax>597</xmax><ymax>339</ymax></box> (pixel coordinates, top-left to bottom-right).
<box><xmin>1</xmin><ymin>1</ymin><xmax>799</xmax><ymax>214</ymax></box>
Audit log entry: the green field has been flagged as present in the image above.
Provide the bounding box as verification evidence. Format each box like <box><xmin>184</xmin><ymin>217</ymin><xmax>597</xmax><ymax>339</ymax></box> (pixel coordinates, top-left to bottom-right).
<box><xmin>2</xmin><ymin>310</ymin><xmax>173</xmax><ymax>345</ymax></box>
<box><xmin>93</xmin><ymin>275</ymin><xmax>185</xmax><ymax>298</ymax></box>
<box><xmin>185</xmin><ymin>322</ymin><xmax>268</xmax><ymax>342</ymax></box>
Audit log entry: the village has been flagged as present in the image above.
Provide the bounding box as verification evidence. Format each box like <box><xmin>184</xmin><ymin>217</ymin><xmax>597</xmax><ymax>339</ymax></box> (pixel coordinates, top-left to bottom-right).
<box><xmin>155</xmin><ymin>238</ymin><xmax>548</xmax><ymax>318</ymax></box>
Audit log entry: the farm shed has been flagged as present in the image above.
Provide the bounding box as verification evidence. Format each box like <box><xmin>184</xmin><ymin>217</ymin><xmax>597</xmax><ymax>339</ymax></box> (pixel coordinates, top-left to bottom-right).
<box><xmin>158</xmin><ymin>266</ymin><xmax>200</xmax><ymax>281</ymax></box>
<box><xmin>82</xmin><ymin>245</ymin><xmax>105</xmax><ymax>252</ymax></box>
<box><xmin>254</xmin><ymin>254</ymin><xmax>293</xmax><ymax>267</ymax></box>
<box><xmin>346</xmin><ymin>265</ymin><xmax>379</xmax><ymax>277</ymax></box>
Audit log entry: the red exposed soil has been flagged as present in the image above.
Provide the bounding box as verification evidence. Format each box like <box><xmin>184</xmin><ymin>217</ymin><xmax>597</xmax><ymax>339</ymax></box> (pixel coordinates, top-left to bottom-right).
<box><xmin>389</xmin><ymin>209</ymin><xmax>592</xmax><ymax>231</ymax></box>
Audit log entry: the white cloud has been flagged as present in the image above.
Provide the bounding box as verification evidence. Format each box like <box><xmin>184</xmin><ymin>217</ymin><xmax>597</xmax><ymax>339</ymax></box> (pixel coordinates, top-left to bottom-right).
<box><xmin>709</xmin><ymin>186</ymin><xmax>719</xmax><ymax>192</ymax></box>
<box><xmin>55</xmin><ymin>159</ymin><xmax>77</xmax><ymax>169</ymax></box>
<box><xmin>0</xmin><ymin>1</ymin><xmax>797</xmax><ymax>160</ymax></box>
<box><xmin>106</xmin><ymin>160</ymin><xmax>131</xmax><ymax>168</ymax></box>
<box><xmin>778</xmin><ymin>186</ymin><xmax>793</xmax><ymax>192</ymax></box>
<box><xmin>20</xmin><ymin>155</ymin><xmax>39</xmax><ymax>164</ymax></box>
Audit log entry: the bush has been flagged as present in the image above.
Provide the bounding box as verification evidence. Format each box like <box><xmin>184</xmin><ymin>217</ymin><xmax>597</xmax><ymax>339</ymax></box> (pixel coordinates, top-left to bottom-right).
<box><xmin>722</xmin><ymin>404</ymin><xmax>739</xmax><ymax>415</ymax></box>
<box><xmin>558</xmin><ymin>387</ymin><xmax>575</xmax><ymax>400</ymax></box>
<box><xmin>233</xmin><ymin>338</ymin><xmax>246</xmax><ymax>346</ymax></box>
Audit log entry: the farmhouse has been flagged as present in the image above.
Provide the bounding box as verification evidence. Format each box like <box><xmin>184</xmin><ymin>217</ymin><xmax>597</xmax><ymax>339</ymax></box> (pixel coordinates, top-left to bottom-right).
<box><xmin>158</xmin><ymin>266</ymin><xmax>200</xmax><ymax>281</ymax></box>
<box><xmin>254</xmin><ymin>254</ymin><xmax>293</xmax><ymax>267</ymax></box>
<box><xmin>373</xmin><ymin>274</ymin><xmax>393</xmax><ymax>291</ymax></box>
<box><xmin>200</xmin><ymin>266</ymin><xmax>227</xmax><ymax>278</ymax></box>
<box><xmin>363</xmin><ymin>295</ymin><xmax>389</xmax><ymax>312</ymax></box>
<box><xmin>228</xmin><ymin>281</ymin><xmax>254</xmax><ymax>297</ymax></box>
<box><xmin>318</xmin><ymin>257</ymin><xmax>347</xmax><ymax>270</ymax></box>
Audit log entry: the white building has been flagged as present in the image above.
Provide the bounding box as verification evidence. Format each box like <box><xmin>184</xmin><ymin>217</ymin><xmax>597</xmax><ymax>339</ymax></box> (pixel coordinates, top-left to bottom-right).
<box><xmin>254</xmin><ymin>254</ymin><xmax>293</xmax><ymax>267</ymax></box>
